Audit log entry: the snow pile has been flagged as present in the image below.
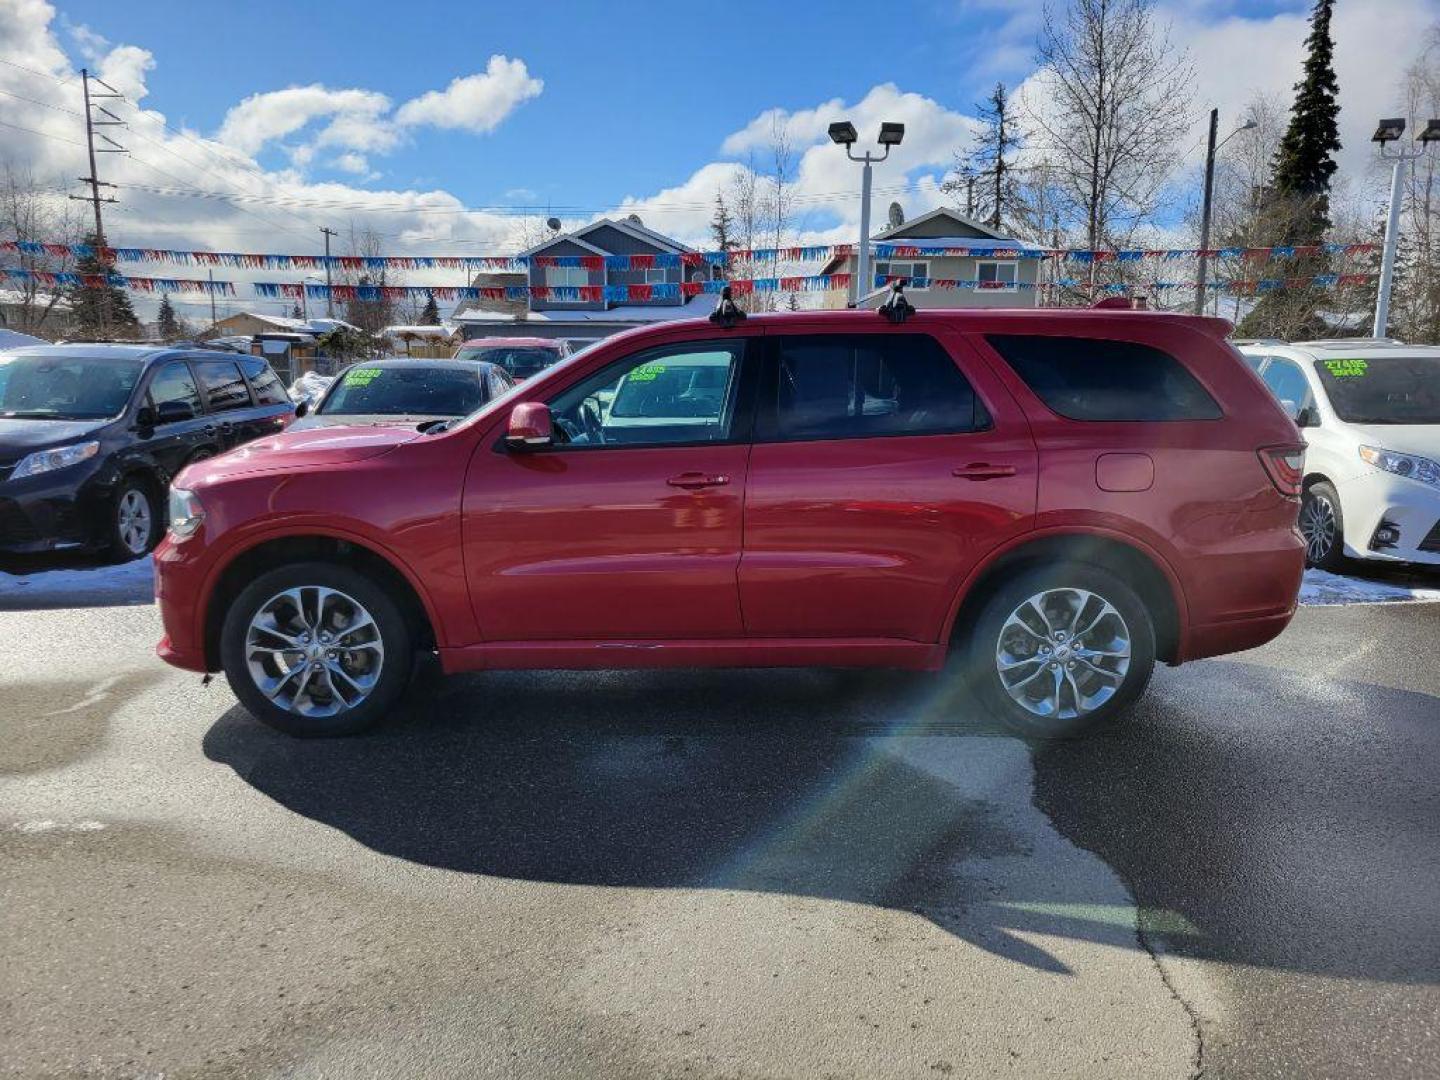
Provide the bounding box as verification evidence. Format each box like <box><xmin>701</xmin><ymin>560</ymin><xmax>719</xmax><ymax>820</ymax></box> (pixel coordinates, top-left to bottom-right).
<box><xmin>0</xmin><ymin>556</ymin><xmax>155</xmax><ymax>610</ymax></box>
<box><xmin>1299</xmin><ymin>568</ymin><xmax>1440</xmax><ymax>606</ymax></box>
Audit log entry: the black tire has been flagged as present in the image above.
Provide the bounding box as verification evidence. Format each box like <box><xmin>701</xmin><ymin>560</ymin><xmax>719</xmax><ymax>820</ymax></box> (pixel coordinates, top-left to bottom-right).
<box><xmin>107</xmin><ymin>475</ymin><xmax>162</xmax><ymax>561</ymax></box>
<box><xmin>1299</xmin><ymin>481</ymin><xmax>1349</xmax><ymax>571</ymax></box>
<box><xmin>963</xmin><ymin>564</ymin><xmax>1156</xmax><ymax>739</ymax></box>
<box><xmin>220</xmin><ymin>561</ymin><xmax>415</xmax><ymax>737</ymax></box>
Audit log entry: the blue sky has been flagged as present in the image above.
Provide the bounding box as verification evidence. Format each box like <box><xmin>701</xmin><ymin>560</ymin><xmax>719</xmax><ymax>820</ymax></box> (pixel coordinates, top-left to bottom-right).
<box><xmin>2</xmin><ymin>0</ymin><xmax>1435</xmax><ymax>318</ymax></box>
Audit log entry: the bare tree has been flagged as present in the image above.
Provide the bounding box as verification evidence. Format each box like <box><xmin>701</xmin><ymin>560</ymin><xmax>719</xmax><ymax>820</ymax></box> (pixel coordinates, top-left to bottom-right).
<box><xmin>1391</xmin><ymin>26</ymin><xmax>1440</xmax><ymax>342</ymax></box>
<box><xmin>0</xmin><ymin>166</ymin><xmax>83</xmax><ymax>338</ymax></box>
<box><xmin>1027</xmin><ymin>0</ymin><xmax>1194</xmax><ymax>251</ymax></box>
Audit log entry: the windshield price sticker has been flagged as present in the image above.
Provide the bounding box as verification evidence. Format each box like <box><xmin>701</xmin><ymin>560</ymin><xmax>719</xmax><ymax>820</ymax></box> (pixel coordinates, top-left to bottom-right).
<box><xmin>629</xmin><ymin>363</ymin><xmax>667</xmax><ymax>383</ymax></box>
<box><xmin>343</xmin><ymin>368</ymin><xmax>383</xmax><ymax>386</ymax></box>
<box><xmin>1323</xmin><ymin>358</ymin><xmax>1367</xmax><ymax>378</ymax></box>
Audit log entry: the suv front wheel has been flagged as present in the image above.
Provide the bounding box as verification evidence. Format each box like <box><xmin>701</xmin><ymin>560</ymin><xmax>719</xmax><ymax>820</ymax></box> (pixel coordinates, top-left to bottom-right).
<box><xmin>220</xmin><ymin>562</ymin><xmax>415</xmax><ymax>736</ymax></box>
<box><xmin>964</xmin><ymin>565</ymin><xmax>1156</xmax><ymax>738</ymax></box>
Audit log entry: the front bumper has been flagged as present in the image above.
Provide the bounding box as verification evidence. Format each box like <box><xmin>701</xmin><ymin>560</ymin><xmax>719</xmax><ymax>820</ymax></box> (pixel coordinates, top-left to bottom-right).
<box><xmin>153</xmin><ymin>532</ymin><xmax>215</xmax><ymax>672</ymax></box>
<box><xmin>1335</xmin><ymin>470</ymin><xmax>1440</xmax><ymax>567</ymax></box>
<box><xmin>0</xmin><ymin>463</ymin><xmax>108</xmax><ymax>554</ymax></box>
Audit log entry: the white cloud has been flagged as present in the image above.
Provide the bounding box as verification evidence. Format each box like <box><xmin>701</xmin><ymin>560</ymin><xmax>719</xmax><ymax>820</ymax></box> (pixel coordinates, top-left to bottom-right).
<box><xmin>216</xmin><ymin>85</ymin><xmax>393</xmax><ymax>155</ymax></box>
<box><xmin>394</xmin><ymin>55</ymin><xmax>543</xmax><ymax>133</ymax></box>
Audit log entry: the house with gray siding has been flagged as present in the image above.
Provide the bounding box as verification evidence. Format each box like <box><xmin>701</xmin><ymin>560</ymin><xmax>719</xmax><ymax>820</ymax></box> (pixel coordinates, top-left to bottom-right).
<box><xmin>822</xmin><ymin>207</ymin><xmax>1045</xmax><ymax>310</ymax></box>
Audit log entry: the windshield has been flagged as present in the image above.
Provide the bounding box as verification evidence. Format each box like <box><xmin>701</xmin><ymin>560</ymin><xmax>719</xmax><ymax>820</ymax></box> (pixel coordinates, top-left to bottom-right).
<box><xmin>454</xmin><ymin>345</ymin><xmax>560</xmax><ymax>379</ymax></box>
<box><xmin>0</xmin><ymin>354</ymin><xmax>142</xmax><ymax>420</ymax></box>
<box><xmin>1313</xmin><ymin>355</ymin><xmax>1440</xmax><ymax>424</ymax></box>
<box><xmin>320</xmin><ymin>365</ymin><xmax>486</xmax><ymax>417</ymax></box>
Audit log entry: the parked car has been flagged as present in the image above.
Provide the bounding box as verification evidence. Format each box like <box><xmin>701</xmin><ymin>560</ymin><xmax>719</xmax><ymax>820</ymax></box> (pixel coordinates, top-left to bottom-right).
<box><xmin>155</xmin><ymin>308</ymin><xmax>1305</xmax><ymax>739</ymax></box>
<box><xmin>289</xmin><ymin>358</ymin><xmax>514</xmax><ymax>431</ymax></box>
<box><xmin>0</xmin><ymin>345</ymin><xmax>292</xmax><ymax>559</ymax></box>
<box><xmin>452</xmin><ymin>337</ymin><xmax>570</xmax><ymax>381</ymax></box>
<box><xmin>1236</xmin><ymin>339</ymin><xmax>1440</xmax><ymax>570</ymax></box>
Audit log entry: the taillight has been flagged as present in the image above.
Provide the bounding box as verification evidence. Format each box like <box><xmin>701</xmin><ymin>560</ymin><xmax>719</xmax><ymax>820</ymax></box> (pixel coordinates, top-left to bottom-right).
<box><xmin>1258</xmin><ymin>445</ymin><xmax>1305</xmax><ymax>497</ymax></box>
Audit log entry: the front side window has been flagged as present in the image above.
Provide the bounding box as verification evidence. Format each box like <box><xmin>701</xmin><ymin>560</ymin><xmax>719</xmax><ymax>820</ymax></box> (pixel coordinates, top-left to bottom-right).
<box><xmin>546</xmin><ymin>341</ymin><xmax>746</xmax><ymax>448</ymax></box>
<box><xmin>986</xmin><ymin>334</ymin><xmax>1222</xmax><ymax>422</ymax></box>
<box><xmin>1312</xmin><ymin>355</ymin><xmax>1440</xmax><ymax>424</ymax></box>
<box><xmin>773</xmin><ymin>334</ymin><xmax>987</xmax><ymax>441</ymax></box>
<box><xmin>240</xmin><ymin>358</ymin><xmax>289</xmax><ymax>406</ymax></box>
<box><xmin>0</xmin><ymin>355</ymin><xmax>142</xmax><ymax>420</ymax></box>
<box><xmin>1260</xmin><ymin>359</ymin><xmax>1313</xmax><ymax>412</ymax></box>
<box><xmin>148</xmin><ymin>362</ymin><xmax>202</xmax><ymax>418</ymax></box>
<box><xmin>977</xmin><ymin>261</ymin><xmax>1018</xmax><ymax>290</ymax></box>
<box><xmin>194</xmin><ymin>361</ymin><xmax>252</xmax><ymax>413</ymax></box>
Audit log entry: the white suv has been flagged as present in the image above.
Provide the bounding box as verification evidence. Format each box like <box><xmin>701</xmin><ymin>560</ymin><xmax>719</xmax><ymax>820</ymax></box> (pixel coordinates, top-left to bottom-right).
<box><xmin>1236</xmin><ymin>339</ymin><xmax>1440</xmax><ymax>570</ymax></box>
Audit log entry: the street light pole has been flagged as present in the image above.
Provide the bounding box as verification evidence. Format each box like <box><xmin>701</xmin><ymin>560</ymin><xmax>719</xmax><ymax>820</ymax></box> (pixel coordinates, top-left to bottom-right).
<box><xmin>1195</xmin><ymin>111</ymin><xmax>1255</xmax><ymax>316</ymax></box>
<box><xmin>1371</xmin><ymin>118</ymin><xmax>1439</xmax><ymax>339</ymax></box>
<box><xmin>829</xmin><ymin>121</ymin><xmax>906</xmax><ymax>306</ymax></box>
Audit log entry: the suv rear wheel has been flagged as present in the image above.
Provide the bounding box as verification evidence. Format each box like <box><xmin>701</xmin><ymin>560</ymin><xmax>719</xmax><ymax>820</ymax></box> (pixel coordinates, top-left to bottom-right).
<box><xmin>220</xmin><ymin>562</ymin><xmax>415</xmax><ymax>736</ymax></box>
<box><xmin>964</xmin><ymin>565</ymin><xmax>1156</xmax><ymax>738</ymax></box>
<box><xmin>1299</xmin><ymin>480</ymin><xmax>1348</xmax><ymax>571</ymax></box>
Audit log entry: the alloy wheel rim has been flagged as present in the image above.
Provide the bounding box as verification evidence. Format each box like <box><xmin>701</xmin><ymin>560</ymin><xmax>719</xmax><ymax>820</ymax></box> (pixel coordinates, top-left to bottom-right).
<box><xmin>244</xmin><ymin>586</ymin><xmax>385</xmax><ymax>718</ymax></box>
<box><xmin>995</xmin><ymin>588</ymin><xmax>1132</xmax><ymax>721</ymax></box>
<box><xmin>1298</xmin><ymin>495</ymin><xmax>1337</xmax><ymax>563</ymax></box>
<box><xmin>117</xmin><ymin>490</ymin><xmax>152</xmax><ymax>555</ymax></box>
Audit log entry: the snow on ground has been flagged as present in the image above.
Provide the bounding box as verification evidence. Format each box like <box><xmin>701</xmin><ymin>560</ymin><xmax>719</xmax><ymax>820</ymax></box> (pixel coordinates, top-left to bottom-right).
<box><xmin>1298</xmin><ymin>568</ymin><xmax>1440</xmax><ymax>606</ymax></box>
<box><xmin>0</xmin><ymin>556</ymin><xmax>155</xmax><ymax>610</ymax></box>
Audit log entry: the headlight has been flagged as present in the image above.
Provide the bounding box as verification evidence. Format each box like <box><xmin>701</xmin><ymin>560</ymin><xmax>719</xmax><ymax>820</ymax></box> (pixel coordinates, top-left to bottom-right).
<box><xmin>9</xmin><ymin>441</ymin><xmax>100</xmax><ymax>479</ymax></box>
<box><xmin>1359</xmin><ymin>446</ymin><xmax>1440</xmax><ymax>487</ymax></box>
<box><xmin>167</xmin><ymin>487</ymin><xmax>206</xmax><ymax>539</ymax></box>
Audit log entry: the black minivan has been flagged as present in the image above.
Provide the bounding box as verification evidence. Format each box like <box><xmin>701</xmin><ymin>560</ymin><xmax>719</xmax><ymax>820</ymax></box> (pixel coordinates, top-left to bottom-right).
<box><xmin>0</xmin><ymin>345</ymin><xmax>293</xmax><ymax>560</ymax></box>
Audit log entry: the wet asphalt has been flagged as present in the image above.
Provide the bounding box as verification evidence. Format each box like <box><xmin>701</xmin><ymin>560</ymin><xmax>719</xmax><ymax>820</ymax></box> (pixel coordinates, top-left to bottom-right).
<box><xmin>0</xmin><ymin>589</ymin><xmax>1437</xmax><ymax>1078</ymax></box>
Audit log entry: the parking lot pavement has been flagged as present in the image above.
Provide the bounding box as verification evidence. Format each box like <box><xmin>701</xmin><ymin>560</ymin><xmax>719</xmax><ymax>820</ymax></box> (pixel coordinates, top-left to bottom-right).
<box><xmin>1</xmin><ymin>599</ymin><xmax>1437</xmax><ymax>1078</ymax></box>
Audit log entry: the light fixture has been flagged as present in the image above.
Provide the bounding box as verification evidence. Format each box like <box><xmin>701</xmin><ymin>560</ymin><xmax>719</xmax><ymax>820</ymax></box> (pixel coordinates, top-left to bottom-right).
<box><xmin>1373</xmin><ymin>118</ymin><xmax>1407</xmax><ymax>144</ymax></box>
<box><xmin>828</xmin><ymin>121</ymin><xmax>858</xmax><ymax>146</ymax></box>
<box><xmin>1418</xmin><ymin>118</ymin><xmax>1440</xmax><ymax>143</ymax></box>
<box><xmin>877</xmin><ymin>122</ymin><xmax>906</xmax><ymax>147</ymax></box>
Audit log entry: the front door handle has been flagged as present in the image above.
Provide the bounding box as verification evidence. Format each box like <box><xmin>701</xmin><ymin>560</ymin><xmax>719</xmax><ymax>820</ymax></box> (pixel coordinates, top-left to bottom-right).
<box><xmin>953</xmin><ymin>462</ymin><xmax>1017</xmax><ymax>481</ymax></box>
<box><xmin>667</xmin><ymin>472</ymin><xmax>730</xmax><ymax>490</ymax></box>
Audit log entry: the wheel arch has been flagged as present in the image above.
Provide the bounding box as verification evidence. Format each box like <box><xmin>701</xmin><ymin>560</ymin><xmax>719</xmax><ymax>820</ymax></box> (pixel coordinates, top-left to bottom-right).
<box><xmin>201</xmin><ymin>532</ymin><xmax>438</xmax><ymax>670</ymax></box>
<box><xmin>944</xmin><ymin>530</ymin><xmax>1186</xmax><ymax>665</ymax></box>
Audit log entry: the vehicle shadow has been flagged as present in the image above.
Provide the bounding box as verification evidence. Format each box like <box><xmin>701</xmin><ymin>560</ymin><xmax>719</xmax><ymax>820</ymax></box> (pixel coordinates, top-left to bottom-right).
<box><xmin>204</xmin><ymin>661</ymin><xmax>1440</xmax><ymax>985</ymax></box>
<box><xmin>203</xmin><ymin>667</ymin><xmax>1150</xmax><ymax>975</ymax></box>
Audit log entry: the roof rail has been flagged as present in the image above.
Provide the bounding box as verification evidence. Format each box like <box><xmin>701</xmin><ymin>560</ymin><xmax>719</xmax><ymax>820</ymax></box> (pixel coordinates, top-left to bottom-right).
<box><xmin>1298</xmin><ymin>337</ymin><xmax>1406</xmax><ymax>347</ymax></box>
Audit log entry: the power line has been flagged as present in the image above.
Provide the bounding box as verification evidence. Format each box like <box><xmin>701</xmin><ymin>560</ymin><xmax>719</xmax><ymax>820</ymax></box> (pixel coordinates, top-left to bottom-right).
<box><xmin>0</xmin><ymin>85</ymin><xmax>82</xmax><ymax>116</ymax></box>
<box><xmin>0</xmin><ymin>118</ymin><xmax>86</xmax><ymax>147</ymax></box>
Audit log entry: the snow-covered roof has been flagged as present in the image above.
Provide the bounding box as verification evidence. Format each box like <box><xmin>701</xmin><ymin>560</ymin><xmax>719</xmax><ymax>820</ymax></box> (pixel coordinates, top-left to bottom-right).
<box><xmin>872</xmin><ymin>235</ymin><xmax>1047</xmax><ymax>253</ymax></box>
<box><xmin>380</xmin><ymin>324</ymin><xmax>459</xmax><ymax>338</ymax></box>
<box><xmin>454</xmin><ymin>298</ymin><xmax>708</xmax><ymax>325</ymax></box>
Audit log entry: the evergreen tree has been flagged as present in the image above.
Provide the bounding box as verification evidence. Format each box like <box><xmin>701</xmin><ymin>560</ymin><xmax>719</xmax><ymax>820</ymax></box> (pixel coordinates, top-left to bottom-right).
<box><xmin>420</xmin><ymin>293</ymin><xmax>440</xmax><ymax>325</ymax></box>
<box><xmin>968</xmin><ymin>83</ymin><xmax>1023</xmax><ymax>231</ymax></box>
<box><xmin>157</xmin><ymin>293</ymin><xmax>180</xmax><ymax>341</ymax></box>
<box><xmin>66</xmin><ymin>232</ymin><xmax>140</xmax><ymax>339</ymax></box>
<box><xmin>710</xmin><ymin>193</ymin><xmax>736</xmax><ymax>256</ymax></box>
<box><xmin>1269</xmin><ymin>0</ymin><xmax>1341</xmax><ymax>242</ymax></box>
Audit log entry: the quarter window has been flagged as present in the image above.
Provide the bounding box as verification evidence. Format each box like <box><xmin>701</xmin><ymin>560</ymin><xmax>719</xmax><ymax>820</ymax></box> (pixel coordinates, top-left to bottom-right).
<box><xmin>546</xmin><ymin>341</ymin><xmax>746</xmax><ymax>448</ymax></box>
<box><xmin>240</xmin><ymin>358</ymin><xmax>289</xmax><ymax>406</ymax></box>
<box><xmin>1259</xmin><ymin>359</ymin><xmax>1312</xmax><ymax>411</ymax></box>
<box><xmin>773</xmin><ymin>334</ymin><xmax>988</xmax><ymax>441</ymax></box>
<box><xmin>986</xmin><ymin>334</ymin><xmax>1222</xmax><ymax>422</ymax></box>
<box><xmin>194</xmin><ymin>360</ymin><xmax>252</xmax><ymax>413</ymax></box>
<box><xmin>147</xmin><ymin>362</ymin><xmax>202</xmax><ymax>418</ymax></box>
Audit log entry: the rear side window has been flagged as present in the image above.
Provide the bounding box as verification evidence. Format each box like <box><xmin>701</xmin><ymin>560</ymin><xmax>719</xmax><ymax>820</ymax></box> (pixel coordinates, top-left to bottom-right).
<box><xmin>240</xmin><ymin>358</ymin><xmax>289</xmax><ymax>406</ymax></box>
<box><xmin>194</xmin><ymin>360</ymin><xmax>252</xmax><ymax>413</ymax></box>
<box><xmin>773</xmin><ymin>333</ymin><xmax>988</xmax><ymax>441</ymax></box>
<box><xmin>987</xmin><ymin>335</ymin><xmax>1222</xmax><ymax>422</ymax></box>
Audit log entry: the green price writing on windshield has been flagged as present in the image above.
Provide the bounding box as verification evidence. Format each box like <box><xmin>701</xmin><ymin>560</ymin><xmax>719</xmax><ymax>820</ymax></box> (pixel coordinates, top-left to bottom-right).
<box><xmin>1323</xmin><ymin>358</ymin><xmax>1367</xmax><ymax>378</ymax></box>
<box><xmin>628</xmin><ymin>363</ymin><xmax>667</xmax><ymax>383</ymax></box>
<box><xmin>343</xmin><ymin>368</ymin><xmax>382</xmax><ymax>386</ymax></box>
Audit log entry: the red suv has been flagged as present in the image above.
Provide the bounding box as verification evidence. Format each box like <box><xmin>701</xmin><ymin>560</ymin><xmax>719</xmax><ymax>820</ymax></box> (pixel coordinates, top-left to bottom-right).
<box><xmin>154</xmin><ymin>306</ymin><xmax>1306</xmax><ymax>738</ymax></box>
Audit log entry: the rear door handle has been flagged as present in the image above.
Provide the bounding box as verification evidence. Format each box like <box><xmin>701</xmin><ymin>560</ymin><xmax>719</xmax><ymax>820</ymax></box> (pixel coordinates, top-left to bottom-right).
<box><xmin>952</xmin><ymin>463</ymin><xmax>1017</xmax><ymax>481</ymax></box>
<box><xmin>667</xmin><ymin>472</ymin><xmax>730</xmax><ymax>490</ymax></box>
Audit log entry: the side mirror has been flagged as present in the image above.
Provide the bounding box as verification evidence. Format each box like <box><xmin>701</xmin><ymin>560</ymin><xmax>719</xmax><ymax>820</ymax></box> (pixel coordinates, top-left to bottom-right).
<box><xmin>1279</xmin><ymin>399</ymin><xmax>1302</xmax><ymax>423</ymax></box>
<box><xmin>295</xmin><ymin>399</ymin><xmax>309</xmax><ymax>418</ymax></box>
<box><xmin>1296</xmin><ymin>405</ymin><xmax>1319</xmax><ymax>429</ymax></box>
<box><xmin>505</xmin><ymin>401</ymin><xmax>553</xmax><ymax>450</ymax></box>
<box><xmin>134</xmin><ymin>405</ymin><xmax>156</xmax><ymax>431</ymax></box>
<box><xmin>155</xmin><ymin>400</ymin><xmax>195</xmax><ymax>425</ymax></box>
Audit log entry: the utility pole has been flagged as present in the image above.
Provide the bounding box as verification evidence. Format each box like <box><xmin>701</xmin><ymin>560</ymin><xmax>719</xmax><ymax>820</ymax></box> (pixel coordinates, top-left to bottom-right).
<box><xmin>207</xmin><ymin>269</ymin><xmax>218</xmax><ymax>329</ymax></box>
<box><xmin>1195</xmin><ymin>109</ymin><xmax>1219</xmax><ymax>316</ymax></box>
<box><xmin>319</xmin><ymin>226</ymin><xmax>338</xmax><ymax>317</ymax></box>
<box><xmin>70</xmin><ymin>68</ymin><xmax>125</xmax><ymax>338</ymax></box>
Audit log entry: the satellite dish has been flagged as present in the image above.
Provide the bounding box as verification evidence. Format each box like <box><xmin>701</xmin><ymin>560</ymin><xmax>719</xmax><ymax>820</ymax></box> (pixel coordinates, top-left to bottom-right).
<box><xmin>546</xmin><ymin>217</ymin><xmax>562</xmax><ymax>233</ymax></box>
<box><xmin>888</xmin><ymin>202</ymin><xmax>905</xmax><ymax>228</ymax></box>
<box><xmin>626</xmin><ymin>213</ymin><xmax>643</xmax><ymax>226</ymax></box>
